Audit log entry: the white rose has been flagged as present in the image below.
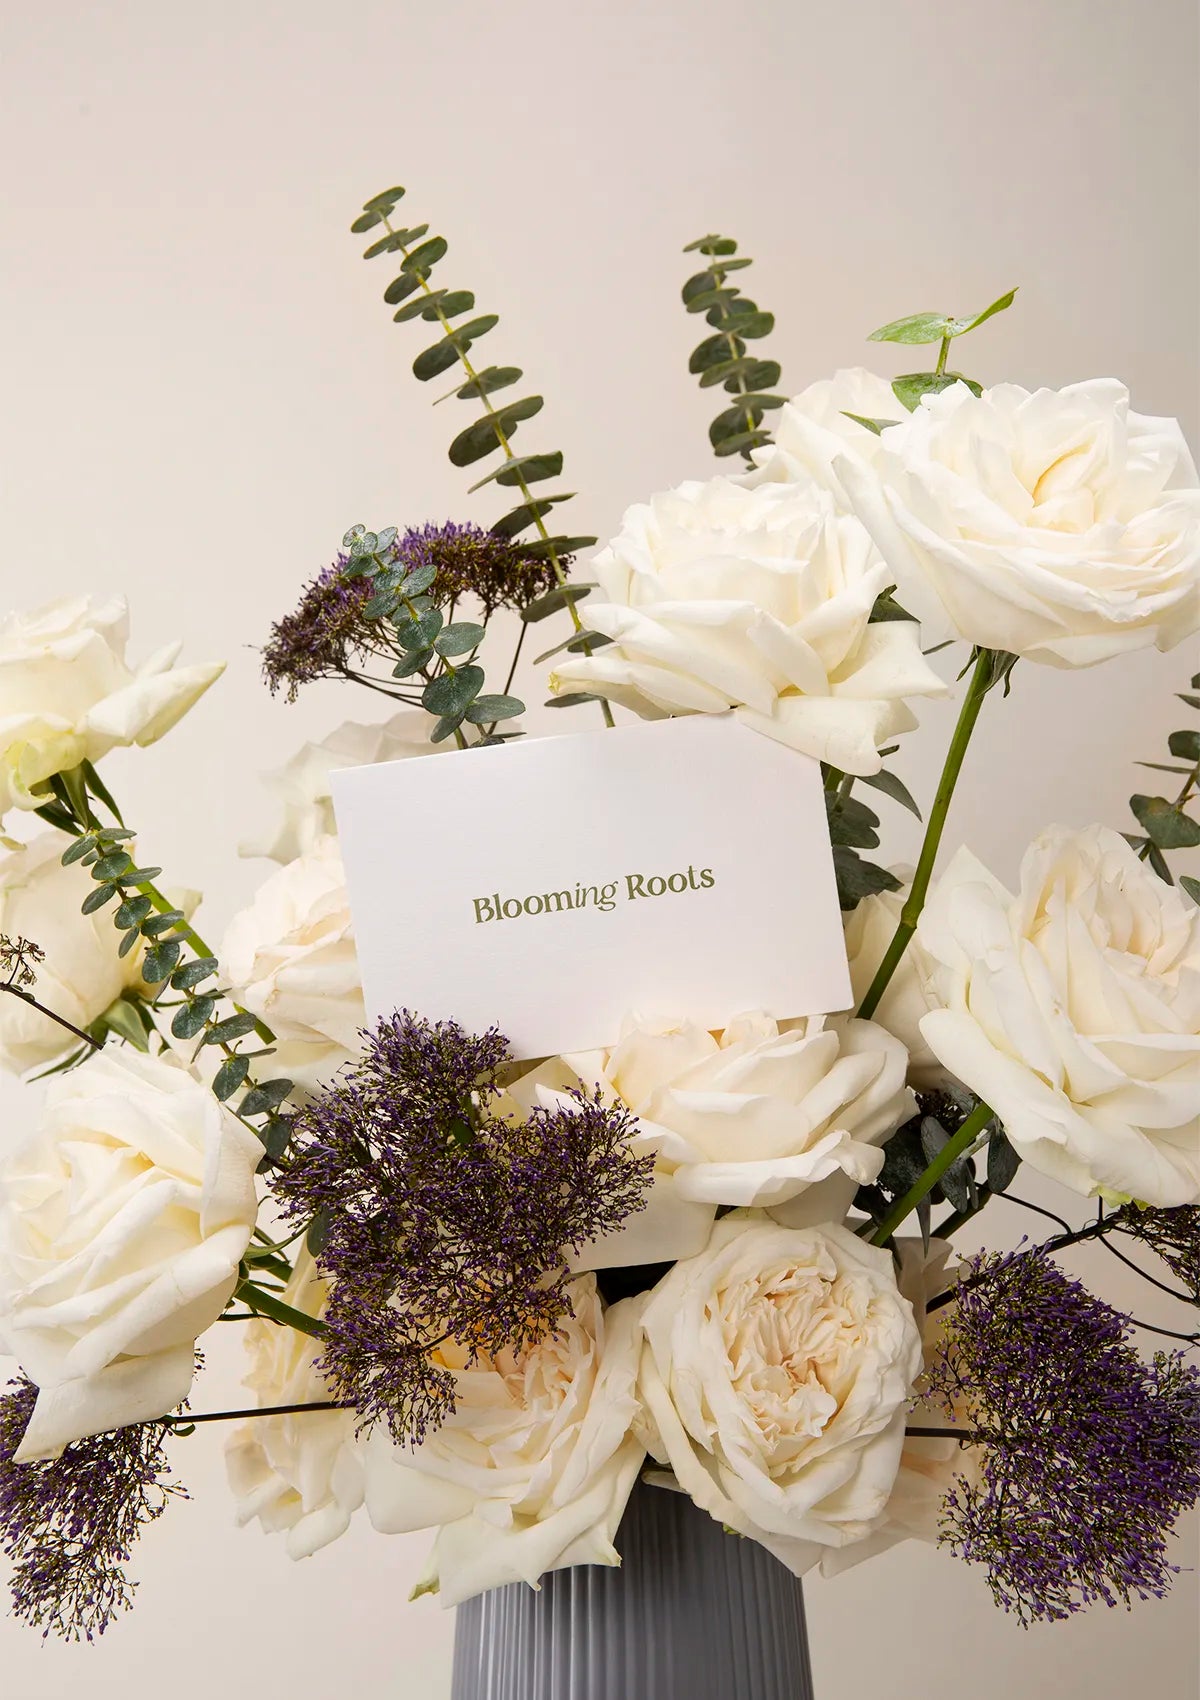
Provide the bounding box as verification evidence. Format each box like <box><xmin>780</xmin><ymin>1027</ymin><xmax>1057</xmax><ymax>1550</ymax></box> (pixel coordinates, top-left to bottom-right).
<box><xmin>220</xmin><ymin>835</ymin><xmax>364</xmax><ymax>1091</ymax></box>
<box><xmin>241</xmin><ymin>711</ymin><xmax>437</xmax><ymax>864</ymax></box>
<box><xmin>0</xmin><ymin>1048</ymin><xmax>259</xmax><ymax>1459</ymax></box>
<box><xmin>750</xmin><ymin>368</ymin><xmax>903</xmax><ymax>502</ymax></box>
<box><xmin>918</xmin><ymin>825</ymin><xmax>1200</xmax><ymax>1206</ymax></box>
<box><xmin>548</xmin><ymin>477</ymin><xmax>944</xmax><ymax>776</ymax></box>
<box><xmin>226</xmin><ymin>1247</ymin><xmax>364</xmax><ymax>1559</ymax></box>
<box><xmin>634</xmin><ymin>1214</ymin><xmax>923</xmax><ymax>1573</ymax></box>
<box><xmin>363</xmin><ymin>1275</ymin><xmax>644</xmax><ymax>1607</ymax></box>
<box><xmin>511</xmin><ymin>1011</ymin><xmax>911</xmax><ymax>1269</ymax></box>
<box><xmin>843</xmin><ymin>873</ymin><xmax>946</xmax><ymax>1087</ymax></box>
<box><xmin>837</xmin><ymin>379</ymin><xmax>1200</xmax><ymax>664</ymax></box>
<box><xmin>0</xmin><ymin>595</ymin><xmax>223</xmax><ymax>817</ymax></box>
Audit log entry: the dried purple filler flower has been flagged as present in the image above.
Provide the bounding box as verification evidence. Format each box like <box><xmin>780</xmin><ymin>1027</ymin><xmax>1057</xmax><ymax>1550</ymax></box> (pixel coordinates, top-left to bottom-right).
<box><xmin>1111</xmin><ymin>1204</ymin><xmax>1200</xmax><ymax>1303</ymax></box>
<box><xmin>262</xmin><ymin>560</ymin><xmax>377</xmax><ymax>699</ymax></box>
<box><xmin>0</xmin><ymin>1375</ymin><xmax>188</xmax><ymax>1641</ymax></box>
<box><xmin>274</xmin><ymin>1011</ymin><xmax>652</xmax><ymax>1446</ymax></box>
<box><xmin>392</xmin><ymin>520</ymin><xmax>557</xmax><ymax>618</ymax></box>
<box><xmin>923</xmin><ymin>1247</ymin><xmax>1200</xmax><ymax>1625</ymax></box>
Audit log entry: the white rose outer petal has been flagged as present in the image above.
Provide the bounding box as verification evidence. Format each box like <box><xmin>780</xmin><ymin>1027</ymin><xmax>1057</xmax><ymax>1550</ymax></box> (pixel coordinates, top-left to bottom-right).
<box><xmin>917</xmin><ymin>827</ymin><xmax>1200</xmax><ymax>1207</ymax></box>
<box><xmin>0</xmin><ymin>1048</ymin><xmax>260</xmax><ymax>1459</ymax></box>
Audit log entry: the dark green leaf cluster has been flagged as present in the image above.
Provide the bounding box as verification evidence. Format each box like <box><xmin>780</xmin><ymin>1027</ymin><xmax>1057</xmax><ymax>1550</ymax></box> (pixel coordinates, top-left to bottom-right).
<box><xmin>351</xmin><ymin>186</ymin><xmax>593</xmax><ymax>582</ymax></box>
<box><xmin>681</xmin><ymin>234</ymin><xmax>783</xmax><ymax>461</ymax></box>
<box><xmin>1127</xmin><ymin>672</ymin><xmax>1200</xmax><ymax>897</ymax></box>
<box><xmin>825</xmin><ymin>775</ymin><xmax>909</xmax><ymax>911</ymax></box>
<box><xmin>855</xmin><ymin>1088</ymin><xmax>1018</xmax><ymax>1246</ymax></box>
<box><xmin>866</xmin><ymin>288</ymin><xmax>1017</xmax><ymax>413</ymax></box>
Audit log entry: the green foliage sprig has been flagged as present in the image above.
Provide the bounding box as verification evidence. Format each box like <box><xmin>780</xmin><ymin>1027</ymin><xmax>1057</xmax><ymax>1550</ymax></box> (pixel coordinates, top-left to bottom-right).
<box><xmin>867</xmin><ymin>288</ymin><xmax>1016</xmax><ymax>412</ymax></box>
<box><xmin>681</xmin><ymin>234</ymin><xmax>784</xmax><ymax>462</ymax></box>
<box><xmin>1127</xmin><ymin>671</ymin><xmax>1200</xmax><ymax>900</ymax></box>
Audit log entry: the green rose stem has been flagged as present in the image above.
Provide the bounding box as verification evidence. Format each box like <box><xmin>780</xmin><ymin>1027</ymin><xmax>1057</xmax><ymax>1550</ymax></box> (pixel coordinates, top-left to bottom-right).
<box><xmin>856</xmin><ymin>647</ymin><xmax>995</xmax><ymax>1020</ymax></box>
<box><xmin>379</xmin><ymin>213</ymin><xmax>616</xmax><ymax>731</ymax></box>
<box><xmin>870</xmin><ymin>1097</ymin><xmax>995</xmax><ymax>1245</ymax></box>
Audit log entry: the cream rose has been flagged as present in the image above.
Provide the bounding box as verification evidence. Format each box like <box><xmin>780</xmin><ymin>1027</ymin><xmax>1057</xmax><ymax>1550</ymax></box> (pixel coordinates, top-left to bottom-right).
<box><xmin>0</xmin><ymin>1048</ymin><xmax>259</xmax><ymax>1459</ymax></box>
<box><xmin>844</xmin><ymin>874</ymin><xmax>946</xmax><ymax>1087</ymax></box>
<box><xmin>220</xmin><ymin>835</ymin><xmax>364</xmax><ymax>1091</ymax></box>
<box><xmin>750</xmin><ymin>368</ymin><xmax>903</xmax><ymax>504</ymax></box>
<box><xmin>511</xmin><ymin>1011</ymin><xmax>912</xmax><ymax>1269</ymax></box>
<box><xmin>918</xmin><ymin>825</ymin><xmax>1200</xmax><ymax>1206</ymax></box>
<box><xmin>226</xmin><ymin>1247</ymin><xmax>364</xmax><ymax>1559</ymax></box>
<box><xmin>548</xmin><ymin>477</ymin><xmax>944</xmax><ymax>776</ymax></box>
<box><xmin>363</xmin><ymin>1275</ymin><xmax>644</xmax><ymax>1607</ymax></box>
<box><xmin>838</xmin><ymin>379</ymin><xmax>1200</xmax><ymax>664</ymax></box>
<box><xmin>634</xmin><ymin>1214</ymin><xmax>923</xmax><ymax>1573</ymax></box>
<box><xmin>241</xmin><ymin>711</ymin><xmax>437</xmax><ymax>864</ymax></box>
<box><xmin>0</xmin><ymin>595</ymin><xmax>223</xmax><ymax>817</ymax></box>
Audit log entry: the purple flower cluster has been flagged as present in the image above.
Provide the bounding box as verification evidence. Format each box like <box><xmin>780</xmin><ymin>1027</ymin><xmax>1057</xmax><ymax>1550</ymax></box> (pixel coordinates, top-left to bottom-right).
<box><xmin>274</xmin><ymin>1011</ymin><xmax>652</xmax><ymax>1446</ymax></box>
<box><xmin>924</xmin><ymin>1247</ymin><xmax>1200</xmax><ymax>1624</ymax></box>
<box><xmin>262</xmin><ymin>559</ymin><xmax>376</xmax><ymax>700</ymax></box>
<box><xmin>1112</xmin><ymin>1203</ymin><xmax>1200</xmax><ymax>1303</ymax></box>
<box><xmin>394</xmin><ymin>520</ymin><xmax>557</xmax><ymax>618</ymax></box>
<box><xmin>0</xmin><ymin>1376</ymin><xmax>188</xmax><ymax>1641</ymax></box>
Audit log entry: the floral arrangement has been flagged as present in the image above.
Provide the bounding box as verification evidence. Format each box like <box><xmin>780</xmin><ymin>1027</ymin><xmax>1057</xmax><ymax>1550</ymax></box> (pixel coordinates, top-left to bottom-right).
<box><xmin>1</xmin><ymin>184</ymin><xmax>1198</xmax><ymax>1645</ymax></box>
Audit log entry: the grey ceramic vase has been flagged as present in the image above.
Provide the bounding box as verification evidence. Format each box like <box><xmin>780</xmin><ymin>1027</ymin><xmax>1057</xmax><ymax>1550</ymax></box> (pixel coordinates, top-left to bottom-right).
<box><xmin>450</xmin><ymin>1479</ymin><xmax>815</xmax><ymax>1700</ymax></box>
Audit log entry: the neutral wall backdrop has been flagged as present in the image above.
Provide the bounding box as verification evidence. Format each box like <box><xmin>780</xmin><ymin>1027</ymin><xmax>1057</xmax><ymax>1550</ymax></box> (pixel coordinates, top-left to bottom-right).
<box><xmin>1</xmin><ymin>2</ymin><xmax>1198</xmax><ymax>1695</ymax></box>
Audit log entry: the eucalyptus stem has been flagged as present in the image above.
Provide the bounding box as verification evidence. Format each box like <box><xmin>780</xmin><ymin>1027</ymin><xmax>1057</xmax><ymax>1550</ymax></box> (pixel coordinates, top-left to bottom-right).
<box><xmin>857</xmin><ymin>649</ymin><xmax>994</xmax><ymax>1019</ymax></box>
<box><xmin>870</xmin><ymin>1099</ymin><xmax>995</xmax><ymax>1245</ymax></box>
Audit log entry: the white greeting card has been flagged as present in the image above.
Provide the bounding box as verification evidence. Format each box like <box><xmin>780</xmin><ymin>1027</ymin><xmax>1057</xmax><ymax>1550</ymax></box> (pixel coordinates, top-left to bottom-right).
<box><xmin>331</xmin><ymin>714</ymin><xmax>852</xmax><ymax>1060</ymax></box>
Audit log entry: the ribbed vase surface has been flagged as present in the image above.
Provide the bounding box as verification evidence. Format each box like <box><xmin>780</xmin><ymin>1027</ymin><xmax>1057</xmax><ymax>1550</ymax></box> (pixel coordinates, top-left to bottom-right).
<box><xmin>450</xmin><ymin>1480</ymin><xmax>815</xmax><ymax>1700</ymax></box>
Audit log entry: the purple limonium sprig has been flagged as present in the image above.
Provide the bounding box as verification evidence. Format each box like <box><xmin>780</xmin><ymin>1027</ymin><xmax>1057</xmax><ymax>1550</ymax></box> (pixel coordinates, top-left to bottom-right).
<box><xmin>392</xmin><ymin>520</ymin><xmax>557</xmax><ymax>618</ymax></box>
<box><xmin>274</xmin><ymin>1010</ymin><xmax>652</xmax><ymax>1446</ymax></box>
<box><xmin>0</xmin><ymin>1375</ymin><xmax>189</xmax><ymax>1642</ymax></box>
<box><xmin>262</xmin><ymin>558</ymin><xmax>377</xmax><ymax>700</ymax></box>
<box><xmin>922</xmin><ymin>1247</ymin><xmax>1200</xmax><ymax>1625</ymax></box>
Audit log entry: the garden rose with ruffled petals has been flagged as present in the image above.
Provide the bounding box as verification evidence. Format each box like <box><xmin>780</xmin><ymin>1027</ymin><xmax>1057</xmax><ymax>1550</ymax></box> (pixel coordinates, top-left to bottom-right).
<box><xmin>0</xmin><ymin>1048</ymin><xmax>259</xmax><ymax>1459</ymax></box>
<box><xmin>363</xmin><ymin>1275</ymin><xmax>643</xmax><ymax>1606</ymax></box>
<box><xmin>838</xmin><ymin>380</ymin><xmax>1200</xmax><ymax>663</ymax></box>
<box><xmin>918</xmin><ymin>825</ymin><xmax>1200</xmax><ymax>1206</ymax></box>
<box><xmin>634</xmin><ymin>1214</ymin><xmax>922</xmax><ymax>1573</ymax></box>
<box><xmin>844</xmin><ymin>874</ymin><xmax>946</xmax><ymax>1087</ymax></box>
<box><xmin>548</xmin><ymin>477</ymin><xmax>944</xmax><ymax>776</ymax></box>
<box><xmin>226</xmin><ymin>1247</ymin><xmax>364</xmax><ymax>1559</ymax></box>
<box><xmin>750</xmin><ymin>368</ymin><xmax>902</xmax><ymax>503</ymax></box>
<box><xmin>512</xmin><ymin>1011</ymin><xmax>912</xmax><ymax>1270</ymax></box>
<box><xmin>220</xmin><ymin>834</ymin><xmax>364</xmax><ymax>1092</ymax></box>
<box><xmin>0</xmin><ymin>596</ymin><xmax>223</xmax><ymax>817</ymax></box>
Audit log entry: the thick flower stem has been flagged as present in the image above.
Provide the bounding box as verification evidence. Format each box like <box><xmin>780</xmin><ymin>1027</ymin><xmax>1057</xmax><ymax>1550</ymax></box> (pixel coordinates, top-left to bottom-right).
<box><xmin>870</xmin><ymin>1099</ymin><xmax>994</xmax><ymax>1246</ymax></box>
<box><xmin>857</xmin><ymin>648</ymin><xmax>994</xmax><ymax>1020</ymax></box>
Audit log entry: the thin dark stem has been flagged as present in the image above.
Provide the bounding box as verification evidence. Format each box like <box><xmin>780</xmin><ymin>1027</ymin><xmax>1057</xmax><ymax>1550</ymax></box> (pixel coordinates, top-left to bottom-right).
<box><xmin>0</xmin><ymin>983</ymin><xmax>102</xmax><ymax>1051</ymax></box>
<box><xmin>164</xmin><ymin>1400</ymin><xmax>351</xmax><ymax>1427</ymax></box>
<box><xmin>906</xmin><ymin>1424</ymin><xmax>984</xmax><ymax>1443</ymax></box>
<box><xmin>1098</xmin><ymin>1235</ymin><xmax>1198</xmax><ymax>1306</ymax></box>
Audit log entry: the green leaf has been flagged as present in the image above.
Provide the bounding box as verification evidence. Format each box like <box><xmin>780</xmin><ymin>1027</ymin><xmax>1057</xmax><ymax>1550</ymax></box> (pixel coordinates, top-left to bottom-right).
<box><xmin>1130</xmin><ymin>794</ymin><xmax>1200</xmax><ymax>849</ymax></box>
<box><xmin>698</xmin><ymin>356</ymin><xmax>781</xmax><ymax>391</ymax></box>
<box><xmin>118</xmin><ymin>927</ymin><xmax>141</xmax><ymax>959</ymax></box>
<box><xmin>171</xmin><ymin>956</ymin><xmax>219</xmax><ymax>991</ymax></box>
<box><xmin>81</xmin><ymin>883</ymin><xmax>117</xmax><ymax>915</ymax></box>
<box><xmin>412</xmin><ymin>336</ymin><xmax>465</xmax><ymax>382</ymax></box>
<box><xmin>142</xmin><ymin>938</ymin><xmax>183</xmax><ymax>984</ymax></box>
<box><xmin>172</xmin><ymin>997</ymin><xmax>215</xmax><ymax>1040</ymax></box>
<box><xmin>683</xmin><ymin>235</ymin><xmax>737</xmax><ymax>255</ymax></box>
<box><xmin>114</xmin><ymin>894</ymin><xmax>153</xmax><ymax>930</ymax></box>
<box><xmin>826</xmin><ymin>792</ymin><xmax>881</xmax><ymax>849</ymax></box>
<box><xmin>545</xmin><ymin>691</ymin><xmax>601</xmax><ymax>709</ymax></box>
<box><xmin>533</xmin><ymin>628</ymin><xmax>612</xmax><ymax>665</ymax></box>
<box><xmin>213</xmin><ymin>1054</ymin><xmax>251</xmax><ymax>1101</ymax></box>
<box><xmin>469</xmin><ymin>451</ymin><xmax>563</xmax><ymax>492</ymax></box>
<box><xmin>401</xmin><ymin>235</ymin><xmax>448</xmax><ymax>274</ymax></box>
<box><xmin>490</xmin><ymin>494</ymin><xmax>573</xmax><ymax>539</ymax></box>
<box><xmin>842</xmin><ymin>412</ymin><xmax>899</xmax><ymax>436</ymax></box>
<box><xmin>141</xmin><ymin>910</ymin><xmax>184</xmax><ymax>937</ymax></box>
<box><xmin>520</xmin><ymin>534</ymin><xmax>595</xmax><ymax>561</ymax></box>
<box><xmin>204</xmin><ymin>1012</ymin><xmax>259</xmax><ymax>1046</ymax></box>
<box><xmin>98</xmin><ymin>997</ymin><xmax>151</xmax><ymax>1051</ymax></box>
<box><xmin>690</xmin><ymin>333</ymin><xmax>744</xmax><ymax>374</ymax></box>
<box><xmin>892</xmin><ymin>371</ymin><xmax>982</xmax><ymax>411</ymax></box>
<box><xmin>681</xmin><ymin>271</ymin><xmax>717</xmax><ymax>304</ymax></box>
<box><xmin>718</xmin><ymin>307</ymin><xmax>773</xmax><ymax>339</ymax></box>
<box><xmin>1181</xmin><ymin>875</ymin><xmax>1200</xmax><ymax>906</ymax></box>
<box><xmin>987</xmin><ymin>1127</ymin><xmax>1021</xmax><ymax>1194</ymax></box>
<box><xmin>397</xmin><ymin>607</ymin><xmax>444</xmax><ymax>651</ymax></box>
<box><xmin>392</xmin><ymin>646</ymin><xmax>435</xmax><ymax>678</ymax></box>
<box><xmin>395</xmin><ymin>283</ymin><xmax>472</xmax><ymax>320</ymax></box>
<box><xmin>122</xmin><ymin>866</ymin><xmax>163</xmax><ymax>884</ymax></box>
<box><xmin>948</xmin><ymin>288</ymin><xmax>1018</xmax><ymax>336</ymax></box>
<box><xmin>422</xmin><ymin>664</ymin><xmax>484</xmax><ymax>719</ymax></box>
<box><xmin>832</xmin><ymin>847</ymin><xmax>902</xmax><ymax>911</ymax></box>
<box><xmin>464</xmin><ymin>694</ymin><xmax>524</xmax><ymax>723</ymax></box>
<box><xmin>687</xmin><ymin>286</ymin><xmax>743</xmax><ymax>315</ymax></box>
<box><xmin>1167</xmin><ymin>729</ymin><xmax>1200</xmax><ymax>761</ymax></box>
<box><xmin>1177</xmin><ymin>693</ymin><xmax>1200</xmax><ymax>711</ymax></box>
<box><xmin>710</xmin><ymin>403</ymin><xmax>765</xmax><ymax>446</ymax></box>
<box><xmin>307</xmin><ymin>1209</ymin><xmax>331</xmax><ymax>1256</ymax></box>
<box><xmin>448</xmin><ymin>394</ymin><xmax>543</xmax><ymax>467</ymax></box>
<box><xmin>858</xmin><ymin>769</ymin><xmax>922</xmax><ymax>818</ymax></box>
<box><xmin>521</xmin><ymin>584</ymin><xmax>593</xmax><ymax>623</ymax></box>
<box><xmin>397</xmin><ymin>562</ymin><xmax>437</xmax><ymax>598</ymax></box>
<box><xmin>435</xmin><ymin>622</ymin><xmax>486</xmax><ymax>657</ymax></box>
<box><xmin>360</xmin><ymin>186</ymin><xmax>405</xmax><ymax>215</ymax></box>
<box><xmin>384</xmin><ymin>271</ymin><xmax>422</xmax><ymax>306</ymax></box>
<box><xmin>868</xmin><ymin>311</ymin><xmax>952</xmax><ymax>345</ymax></box>
<box><xmin>239</xmin><ymin>1079</ymin><xmax>294</xmax><ymax>1118</ymax></box>
<box><xmin>350</xmin><ymin>209</ymin><xmax>383</xmax><ymax>234</ymax></box>
<box><xmin>452</xmin><ymin>365</ymin><xmax>522</xmax><ymax>402</ymax></box>
<box><xmin>61</xmin><ymin>834</ymin><xmax>99</xmax><ymax>865</ymax></box>
<box><xmin>261</xmin><ymin>1116</ymin><xmax>293</xmax><ymax>1161</ymax></box>
<box><xmin>430</xmin><ymin>713</ymin><xmax>465</xmax><ymax>744</ymax></box>
<box><xmin>91</xmin><ymin>850</ymin><xmax>134</xmax><ymax>880</ymax></box>
<box><xmin>713</xmin><ymin>429</ymin><xmax>772</xmax><ymax>458</ymax></box>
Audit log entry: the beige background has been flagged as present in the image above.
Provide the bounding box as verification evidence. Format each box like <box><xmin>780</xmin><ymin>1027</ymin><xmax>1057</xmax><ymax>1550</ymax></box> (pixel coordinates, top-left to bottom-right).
<box><xmin>1</xmin><ymin>1</ymin><xmax>1198</xmax><ymax>1693</ymax></box>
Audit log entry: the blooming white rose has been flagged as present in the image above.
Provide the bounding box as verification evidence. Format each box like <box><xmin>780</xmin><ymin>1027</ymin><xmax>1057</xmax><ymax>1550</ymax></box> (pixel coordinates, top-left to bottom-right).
<box><xmin>750</xmin><ymin>368</ymin><xmax>903</xmax><ymax>502</ymax></box>
<box><xmin>0</xmin><ymin>595</ymin><xmax>223</xmax><ymax>817</ymax></box>
<box><xmin>241</xmin><ymin>711</ymin><xmax>438</xmax><ymax>864</ymax></box>
<box><xmin>0</xmin><ymin>1048</ymin><xmax>259</xmax><ymax>1459</ymax></box>
<box><xmin>226</xmin><ymin>1247</ymin><xmax>364</xmax><ymax>1559</ymax></box>
<box><xmin>634</xmin><ymin>1214</ymin><xmax>922</xmax><ymax>1573</ymax></box>
<box><xmin>843</xmin><ymin>873</ymin><xmax>946</xmax><ymax>1087</ymax></box>
<box><xmin>0</xmin><ymin>831</ymin><xmax>200</xmax><ymax>1074</ymax></box>
<box><xmin>837</xmin><ymin>379</ymin><xmax>1200</xmax><ymax>664</ymax></box>
<box><xmin>918</xmin><ymin>825</ymin><xmax>1200</xmax><ymax>1206</ymax></box>
<box><xmin>363</xmin><ymin>1275</ymin><xmax>644</xmax><ymax>1606</ymax></box>
<box><xmin>510</xmin><ymin>1011</ymin><xmax>912</xmax><ymax>1269</ymax></box>
<box><xmin>220</xmin><ymin>834</ymin><xmax>364</xmax><ymax>1092</ymax></box>
<box><xmin>548</xmin><ymin>477</ymin><xmax>944</xmax><ymax>776</ymax></box>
